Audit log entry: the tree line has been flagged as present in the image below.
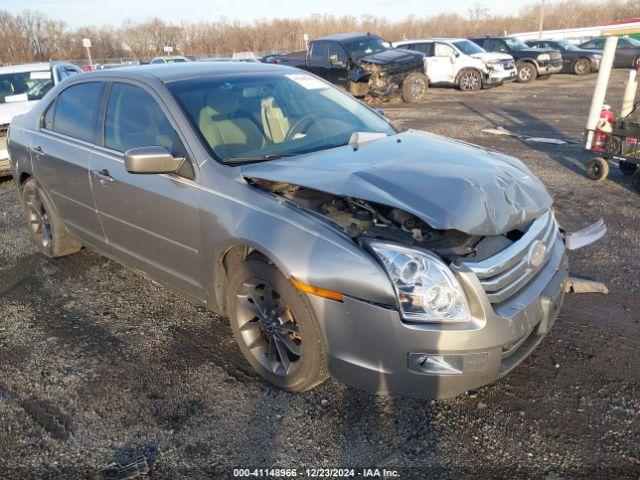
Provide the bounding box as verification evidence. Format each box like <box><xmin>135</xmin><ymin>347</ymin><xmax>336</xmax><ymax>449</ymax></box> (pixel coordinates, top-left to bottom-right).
<box><xmin>1</xmin><ymin>0</ymin><xmax>639</xmax><ymax>65</ymax></box>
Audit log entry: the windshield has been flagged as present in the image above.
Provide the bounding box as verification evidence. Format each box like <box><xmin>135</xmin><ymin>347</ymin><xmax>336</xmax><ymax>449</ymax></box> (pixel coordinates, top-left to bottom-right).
<box><xmin>0</xmin><ymin>70</ymin><xmax>53</xmax><ymax>104</ymax></box>
<box><xmin>453</xmin><ymin>40</ymin><xmax>485</xmax><ymax>55</ymax></box>
<box><xmin>504</xmin><ymin>38</ymin><xmax>530</xmax><ymax>51</ymax></box>
<box><xmin>168</xmin><ymin>72</ymin><xmax>396</xmax><ymax>162</ymax></box>
<box><xmin>343</xmin><ymin>36</ymin><xmax>389</xmax><ymax>59</ymax></box>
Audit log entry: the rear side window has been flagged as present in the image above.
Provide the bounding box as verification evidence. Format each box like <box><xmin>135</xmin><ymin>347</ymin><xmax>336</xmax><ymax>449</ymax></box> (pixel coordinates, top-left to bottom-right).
<box><xmin>413</xmin><ymin>42</ymin><xmax>434</xmax><ymax>56</ymax></box>
<box><xmin>53</xmin><ymin>82</ymin><xmax>104</xmax><ymax>143</ymax></box>
<box><xmin>104</xmin><ymin>83</ymin><xmax>186</xmax><ymax>156</ymax></box>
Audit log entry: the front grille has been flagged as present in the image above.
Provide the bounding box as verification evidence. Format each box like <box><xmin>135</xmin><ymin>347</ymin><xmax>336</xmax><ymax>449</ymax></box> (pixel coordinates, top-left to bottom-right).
<box><xmin>460</xmin><ymin>211</ymin><xmax>559</xmax><ymax>304</ymax></box>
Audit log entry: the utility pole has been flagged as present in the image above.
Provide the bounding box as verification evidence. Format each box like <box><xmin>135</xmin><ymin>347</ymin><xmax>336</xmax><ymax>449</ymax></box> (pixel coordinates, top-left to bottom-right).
<box><xmin>538</xmin><ymin>0</ymin><xmax>545</xmax><ymax>39</ymax></box>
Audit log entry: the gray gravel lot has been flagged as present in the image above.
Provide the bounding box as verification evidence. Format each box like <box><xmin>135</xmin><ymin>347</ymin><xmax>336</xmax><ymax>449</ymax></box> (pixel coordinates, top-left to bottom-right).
<box><xmin>0</xmin><ymin>70</ymin><xmax>639</xmax><ymax>479</ymax></box>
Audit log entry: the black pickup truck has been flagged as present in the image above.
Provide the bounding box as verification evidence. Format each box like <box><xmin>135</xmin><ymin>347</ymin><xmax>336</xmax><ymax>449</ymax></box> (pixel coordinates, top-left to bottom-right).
<box><xmin>281</xmin><ymin>33</ymin><xmax>429</xmax><ymax>103</ymax></box>
<box><xmin>470</xmin><ymin>36</ymin><xmax>563</xmax><ymax>83</ymax></box>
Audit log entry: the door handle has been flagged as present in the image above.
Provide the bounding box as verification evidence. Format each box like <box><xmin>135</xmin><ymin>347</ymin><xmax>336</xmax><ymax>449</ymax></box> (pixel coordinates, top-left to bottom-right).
<box><xmin>31</xmin><ymin>145</ymin><xmax>44</xmax><ymax>156</ymax></box>
<box><xmin>92</xmin><ymin>168</ymin><xmax>114</xmax><ymax>183</ymax></box>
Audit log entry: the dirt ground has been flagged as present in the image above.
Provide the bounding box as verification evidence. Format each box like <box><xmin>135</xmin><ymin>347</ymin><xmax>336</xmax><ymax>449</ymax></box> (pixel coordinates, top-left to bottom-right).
<box><xmin>1</xmin><ymin>70</ymin><xmax>639</xmax><ymax>479</ymax></box>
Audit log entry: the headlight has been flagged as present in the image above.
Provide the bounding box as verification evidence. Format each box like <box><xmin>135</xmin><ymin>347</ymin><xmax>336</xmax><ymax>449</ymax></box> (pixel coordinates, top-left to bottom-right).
<box><xmin>593</xmin><ymin>54</ymin><xmax>602</xmax><ymax>59</ymax></box>
<box><xmin>537</xmin><ymin>53</ymin><xmax>550</xmax><ymax>62</ymax></box>
<box><xmin>367</xmin><ymin>241</ymin><xmax>471</xmax><ymax>323</ymax></box>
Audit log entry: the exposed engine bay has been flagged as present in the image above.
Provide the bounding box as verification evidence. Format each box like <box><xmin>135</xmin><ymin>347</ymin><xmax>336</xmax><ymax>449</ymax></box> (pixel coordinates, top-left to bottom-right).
<box><xmin>247</xmin><ymin>178</ymin><xmax>530</xmax><ymax>262</ymax></box>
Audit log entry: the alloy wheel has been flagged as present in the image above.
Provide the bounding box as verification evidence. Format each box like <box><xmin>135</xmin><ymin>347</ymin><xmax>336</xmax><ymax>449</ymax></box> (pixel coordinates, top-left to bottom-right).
<box><xmin>461</xmin><ymin>71</ymin><xmax>480</xmax><ymax>90</ymax></box>
<box><xmin>25</xmin><ymin>189</ymin><xmax>52</xmax><ymax>249</ymax></box>
<box><xmin>519</xmin><ymin>66</ymin><xmax>532</xmax><ymax>81</ymax></box>
<box><xmin>236</xmin><ymin>281</ymin><xmax>302</xmax><ymax>377</ymax></box>
<box><xmin>411</xmin><ymin>78</ymin><xmax>426</xmax><ymax>99</ymax></box>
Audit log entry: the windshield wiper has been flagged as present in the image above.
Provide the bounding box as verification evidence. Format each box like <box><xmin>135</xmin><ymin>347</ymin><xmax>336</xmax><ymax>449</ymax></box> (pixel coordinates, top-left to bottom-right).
<box><xmin>223</xmin><ymin>153</ymin><xmax>297</xmax><ymax>164</ymax></box>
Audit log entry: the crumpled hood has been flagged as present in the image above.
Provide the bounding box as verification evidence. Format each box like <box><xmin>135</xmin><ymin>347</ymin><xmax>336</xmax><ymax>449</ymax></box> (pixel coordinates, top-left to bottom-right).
<box><xmin>360</xmin><ymin>48</ymin><xmax>423</xmax><ymax>66</ymax></box>
<box><xmin>471</xmin><ymin>52</ymin><xmax>513</xmax><ymax>62</ymax></box>
<box><xmin>242</xmin><ymin>130</ymin><xmax>553</xmax><ymax>236</ymax></box>
<box><xmin>0</xmin><ymin>101</ymin><xmax>38</xmax><ymax>127</ymax></box>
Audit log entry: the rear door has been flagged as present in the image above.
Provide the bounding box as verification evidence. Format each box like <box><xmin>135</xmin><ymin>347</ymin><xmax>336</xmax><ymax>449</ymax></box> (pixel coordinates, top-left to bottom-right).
<box><xmin>89</xmin><ymin>81</ymin><xmax>205</xmax><ymax>299</ymax></box>
<box><xmin>616</xmin><ymin>38</ymin><xmax>637</xmax><ymax>67</ymax></box>
<box><xmin>34</xmin><ymin>81</ymin><xmax>105</xmax><ymax>244</ymax></box>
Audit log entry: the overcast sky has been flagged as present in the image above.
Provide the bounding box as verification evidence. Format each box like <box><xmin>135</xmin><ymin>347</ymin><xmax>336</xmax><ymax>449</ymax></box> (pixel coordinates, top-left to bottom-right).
<box><xmin>5</xmin><ymin>0</ymin><xmax>536</xmax><ymax>27</ymax></box>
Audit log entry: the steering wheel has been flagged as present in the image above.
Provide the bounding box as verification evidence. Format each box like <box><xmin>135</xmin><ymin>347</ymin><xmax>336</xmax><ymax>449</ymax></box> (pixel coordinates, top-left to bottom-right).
<box><xmin>285</xmin><ymin>115</ymin><xmax>324</xmax><ymax>141</ymax></box>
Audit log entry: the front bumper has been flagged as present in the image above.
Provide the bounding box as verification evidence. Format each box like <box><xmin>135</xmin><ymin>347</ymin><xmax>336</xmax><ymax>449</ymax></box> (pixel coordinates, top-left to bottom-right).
<box><xmin>485</xmin><ymin>67</ymin><xmax>518</xmax><ymax>85</ymax></box>
<box><xmin>0</xmin><ymin>130</ymin><xmax>10</xmax><ymax>177</ymax></box>
<box><xmin>307</xmin><ymin>237</ymin><xmax>568</xmax><ymax>398</ymax></box>
<box><xmin>537</xmin><ymin>60</ymin><xmax>563</xmax><ymax>75</ymax></box>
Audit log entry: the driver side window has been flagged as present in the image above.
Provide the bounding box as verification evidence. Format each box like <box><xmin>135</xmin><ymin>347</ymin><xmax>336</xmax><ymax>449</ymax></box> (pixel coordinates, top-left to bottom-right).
<box><xmin>434</xmin><ymin>43</ymin><xmax>455</xmax><ymax>57</ymax></box>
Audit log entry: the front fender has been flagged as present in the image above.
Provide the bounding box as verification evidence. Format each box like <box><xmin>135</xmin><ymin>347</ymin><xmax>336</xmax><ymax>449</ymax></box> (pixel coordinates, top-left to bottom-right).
<box><xmin>198</xmin><ymin>183</ymin><xmax>398</xmax><ymax>310</ymax></box>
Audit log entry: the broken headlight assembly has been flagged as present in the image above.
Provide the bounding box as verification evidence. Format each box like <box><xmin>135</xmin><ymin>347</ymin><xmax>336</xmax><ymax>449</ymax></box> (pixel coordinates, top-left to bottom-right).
<box><xmin>367</xmin><ymin>241</ymin><xmax>471</xmax><ymax>323</ymax></box>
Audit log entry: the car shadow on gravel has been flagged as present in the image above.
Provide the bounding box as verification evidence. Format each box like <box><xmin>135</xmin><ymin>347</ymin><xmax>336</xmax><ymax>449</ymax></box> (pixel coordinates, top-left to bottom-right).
<box><xmin>458</xmin><ymin>102</ymin><xmax>639</xmax><ymax>194</ymax></box>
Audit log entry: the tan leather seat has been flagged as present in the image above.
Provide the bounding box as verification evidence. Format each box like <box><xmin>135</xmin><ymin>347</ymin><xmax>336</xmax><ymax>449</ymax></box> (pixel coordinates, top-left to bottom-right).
<box><xmin>261</xmin><ymin>97</ymin><xmax>290</xmax><ymax>144</ymax></box>
<box><xmin>198</xmin><ymin>91</ymin><xmax>266</xmax><ymax>159</ymax></box>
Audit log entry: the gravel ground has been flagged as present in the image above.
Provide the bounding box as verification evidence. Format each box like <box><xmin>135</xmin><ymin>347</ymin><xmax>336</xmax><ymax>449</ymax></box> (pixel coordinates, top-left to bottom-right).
<box><xmin>0</xmin><ymin>70</ymin><xmax>639</xmax><ymax>479</ymax></box>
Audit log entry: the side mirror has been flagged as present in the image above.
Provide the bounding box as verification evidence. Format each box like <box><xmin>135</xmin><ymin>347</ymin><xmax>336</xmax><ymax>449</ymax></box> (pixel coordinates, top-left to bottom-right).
<box><xmin>124</xmin><ymin>146</ymin><xmax>184</xmax><ymax>174</ymax></box>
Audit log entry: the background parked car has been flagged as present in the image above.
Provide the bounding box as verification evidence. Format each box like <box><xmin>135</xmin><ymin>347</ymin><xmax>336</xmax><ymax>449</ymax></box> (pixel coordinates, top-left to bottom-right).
<box><xmin>578</xmin><ymin>36</ymin><xmax>640</xmax><ymax>68</ymax></box>
<box><xmin>0</xmin><ymin>61</ymin><xmax>82</xmax><ymax>176</ymax></box>
<box><xmin>292</xmin><ymin>33</ymin><xmax>429</xmax><ymax>103</ymax></box>
<box><xmin>525</xmin><ymin>39</ymin><xmax>601</xmax><ymax>75</ymax></box>
<box><xmin>150</xmin><ymin>56</ymin><xmax>190</xmax><ymax>64</ymax></box>
<box><xmin>261</xmin><ymin>51</ymin><xmax>308</xmax><ymax>66</ymax></box>
<box><xmin>393</xmin><ymin>38</ymin><xmax>516</xmax><ymax>91</ymax></box>
<box><xmin>470</xmin><ymin>36</ymin><xmax>563</xmax><ymax>83</ymax></box>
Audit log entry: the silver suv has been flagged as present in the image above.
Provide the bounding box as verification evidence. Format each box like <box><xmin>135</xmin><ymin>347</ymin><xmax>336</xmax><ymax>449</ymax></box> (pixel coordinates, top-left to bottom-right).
<box><xmin>7</xmin><ymin>63</ymin><xmax>600</xmax><ymax>397</ymax></box>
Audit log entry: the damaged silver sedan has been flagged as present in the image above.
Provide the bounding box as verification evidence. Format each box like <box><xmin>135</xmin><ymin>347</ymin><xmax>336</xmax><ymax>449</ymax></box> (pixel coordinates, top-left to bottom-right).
<box><xmin>7</xmin><ymin>62</ymin><xmax>604</xmax><ymax>397</ymax></box>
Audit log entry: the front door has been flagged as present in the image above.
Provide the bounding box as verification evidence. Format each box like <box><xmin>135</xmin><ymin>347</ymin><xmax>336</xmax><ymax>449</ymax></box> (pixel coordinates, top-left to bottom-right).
<box><xmin>426</xmin><ymin>43</ymin><xmax>456</xmax><ymax>84</ymax></box>
<box><xmin>89</xmin><ymin>82</ymin><xmax>205</xmax><ymax>299</ymax></box>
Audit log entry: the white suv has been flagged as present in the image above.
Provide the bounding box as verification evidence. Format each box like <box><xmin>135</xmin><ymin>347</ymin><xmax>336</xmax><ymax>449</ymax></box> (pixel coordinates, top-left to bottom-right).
<box><xmin>0</xmin><ymin>62</ymin><xmax>82</xmax><ymax>176</ymax></box>
<box><xmin>393</xmin><ymin>38</ymin><xmax>517</xmax><ymax>91</ymax></box>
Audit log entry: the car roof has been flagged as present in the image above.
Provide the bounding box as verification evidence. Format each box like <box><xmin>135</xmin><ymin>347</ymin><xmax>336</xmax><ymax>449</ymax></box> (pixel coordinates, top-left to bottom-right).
<box><xmin>315</xmin><ymin>32</ymin><xmax>374</xmax><ymax>42</ymax></box>
<box><xmin>0</xmin><ymin>62</ymin><xmax>51</xmax><ymax>74</ymax></box>
<box><xmin>73</xmin><ymin>61</ymin><xmax>299</xmax><ymax>83</ymax></box>
<box><xmin>395</xmin><ymin>38</ymin><xmax>467</xmax><ymax>44</ymax></box>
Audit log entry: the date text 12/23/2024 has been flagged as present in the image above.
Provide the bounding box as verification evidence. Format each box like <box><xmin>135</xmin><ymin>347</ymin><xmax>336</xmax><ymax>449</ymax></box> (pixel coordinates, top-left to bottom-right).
<box><xmin>233</xmin><ymin>468</ymin><xmax>400</xmax><ymax>477</ymax></box>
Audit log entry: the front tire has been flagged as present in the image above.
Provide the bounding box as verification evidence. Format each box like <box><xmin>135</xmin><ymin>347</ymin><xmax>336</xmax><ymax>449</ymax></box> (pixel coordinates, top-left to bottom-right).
<box><xmin>20</xmin><ymin>178</ymin><xmax>82</xmax><ymax>258</ymax></box>
<box><xmin>516</xmin><ymin>62</ymin><xmax>537</xmax><ymax>83</ymax></box>
<box><xmin>458</xmin><ymin>69</ymin><xmax>482</xmax><ymax>91</ymax></box>
<box><xmin>401</xmin><ymin>72</ymin><xmax>428</xmax><ymax>103</ymax></box>
<box><xmin>619</xmin><ymin>160</ymin><xmax>638</xmax><ymax>176</ymax></box>
<box><xmin>227</xmin><ymin>257</ymin><xmax>328</xmax><ymax>392</ymax></box>
<box><xmin>573</xmin><ymin>58</ymin><xmax>591</xmax><ymax>75</ymax></box>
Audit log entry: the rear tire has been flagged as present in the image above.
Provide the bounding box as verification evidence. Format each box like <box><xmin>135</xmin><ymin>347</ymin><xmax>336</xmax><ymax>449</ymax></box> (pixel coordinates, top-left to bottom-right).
<box><xmin>227</xmin><ymin>257</ymin><xmax>328</xmax><ymax>393</ymax></box>
<box><xmin>20</xmin><ymin>178</ymin><xmax>82</xmax><ymax>258</ymax></box>
<box><xmin>619</xmin><ymin>160</ymin><xmax>638</xmax><ymax>176</ymax></box>
<box><xmin>516</xmin><ymin>62</ymin><xmax>537</xmax><ymax>83</ymax></box>
<box><xmin>458</xmin><ymin>69</ymin><xmax>482</xmax><ymax>91</ymax></box>
<box><xmin>573</xmin><ymin>58</ymin><xmax>591</xmax><ymax>75</ymax></box>
<box><xmin>632</xmin><ymin>169</ymin><xmax>640</xmax><ymax>193</ymax></box>
<box><xmin>585</xmin><ymin>158</ymin><xmax>609</xmax><ymax>182</ymax></box>
<box><xmin>401</xmin><ymin>72</ymin><xmax>428</xmax><ymax>103</ymax></box>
